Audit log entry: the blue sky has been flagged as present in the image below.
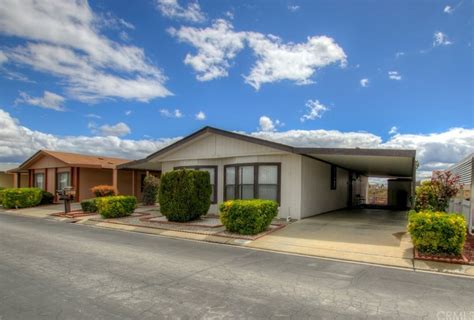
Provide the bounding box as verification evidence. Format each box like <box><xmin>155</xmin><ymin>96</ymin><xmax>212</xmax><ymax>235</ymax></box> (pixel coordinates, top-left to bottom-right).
<box><xmin>0</xmin><ymin>0</ymin><xmax>472</xmax><ymax>178</ymax></box>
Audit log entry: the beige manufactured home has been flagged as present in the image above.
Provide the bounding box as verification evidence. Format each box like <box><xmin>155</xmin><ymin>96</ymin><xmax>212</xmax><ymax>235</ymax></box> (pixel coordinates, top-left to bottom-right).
<box><xmin>120</xmin><ymin>126</ymin><xmax>416</xmax><ymax>220</ymax></box>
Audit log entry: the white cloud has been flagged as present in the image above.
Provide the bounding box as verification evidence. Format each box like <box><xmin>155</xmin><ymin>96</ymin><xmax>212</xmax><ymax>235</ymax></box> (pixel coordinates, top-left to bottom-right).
<box><xmin>245</xmin><ymin>33</ymin><xmax>347</xmax><ymax>90</ymax></box>
<box><xmin>389</xmin><ymin>126</ymin><xmax>398</xmax><ymax>135</ymax></box>
<box><xmin>160</xmin><ymin>108</ymin><xmax>183</xmax><ymax>118</ymax></box>
<box><xmin>0</xmin><ymin>108</ymin><xmax>472</xmax><ymax>181</ymax></box>
<box><xmin>168</xmin><ymin>19</ymin><xmax>246</xmax><ymax>81</ymax></box>
<box><xmin>300</xmin><ymin>100</ymin><xmax>328</xmax><ymax>122</ymax></box>
<box><xmin>195</xmin><ymin>111</ymin><xmax>206</xmax><ymax>120</ymax></box>
<box><xmin>360</xmin><ymin>78</ymin><xmax>369</xmax><ymax>87</ymax></box>
<box><xmin>258</xmin><ymin>116</ymin><xmax>276</xmax><ymax>132</ymax></box>
<box><xmin>444</xmin><ymin>5</ymin><xmax>453</xmax><ymax>13</ymax></box>
<box><xmin>15</xmin><ymin>91</ymin><xmax>65</xmax><ymax>111</ymax></box>
<box><xmin>125</xmin><ymin>110</ymin><xmax>132</xmax><ymax>116</ymax></box>
<box><xmin>0</xmin><ymin>51</ymin><xmax>7</xmax><ymax>65</ymax></box>
<box><xmin>288</xmin><ymin>5</ymin><xmax>300</xmax><ymax>12</ymax></box>
<box><xmin>388</xmin><ymin>71</ymin><xmax>402</xmax><ymax>81</ymax></box>
<box><xmin>0</xmin><ymin>109</ymin><xmax>179</xmax><ymax>162</ymax></box>
<box><xmin>433</xmin><ymin>31</ymin><xmax>452</xmax><ymax>46</ymax></box>
<box><xmin>0</xmin><ymin>0</ymin><xmax>171</xmax><ymax>102</ymax></box>
<box><xmin>98</xmin><ymin>122</ymin><xmax>131</xmax><ymax>137</ymax></box>
<box><xmin>224</xmin><ymin>11</ymin><xmax>234</xmax><ymax>20</ymax></box>
<box><xmin>395</xmin><ymin>51</ymin><xmax>405</xmax><ymax>58</ymax></box>
<box><xmin>155</xmin><ymin>0</ymin><xmax>205</xmax><ymax>23</ymax></box>
<box><xmin>169</xmin><ymin>20</ymin><xmax>346</xmax><ymax>89</ymax></box>
<box><xmin>85</xmin><ymin>113</ymin><xmax>101</xmax><ymax>119</ymax></box>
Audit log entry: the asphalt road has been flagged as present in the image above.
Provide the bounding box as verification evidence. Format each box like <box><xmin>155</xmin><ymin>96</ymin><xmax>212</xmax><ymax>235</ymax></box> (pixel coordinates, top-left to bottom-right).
<box><xmin>0</xmin><ymin>214</ymin><xmax>473</xmax><ymax>320</ymax></box>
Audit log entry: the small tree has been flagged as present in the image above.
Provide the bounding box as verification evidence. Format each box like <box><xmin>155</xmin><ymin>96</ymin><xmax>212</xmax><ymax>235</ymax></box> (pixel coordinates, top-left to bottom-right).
<box><xmin>142</xmin><ymin>175</ymin><xmax>160</xmax><ymax>206</ymax></box>
<box><xmin>415</xmin><ymin>171</ymin><xmax>460</xmax><ymax>212</ymax></box>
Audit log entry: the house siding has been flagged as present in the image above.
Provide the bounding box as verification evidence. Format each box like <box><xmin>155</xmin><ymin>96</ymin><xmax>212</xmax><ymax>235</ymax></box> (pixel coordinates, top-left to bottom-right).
<box><xmin>161</xmin><ymin>153</ymin><xmax>302</xmax><ymax>219</ymax></box>
<box><xmin>300</xmin><ymin>156</ymin><xmax>349</xmax><ymax>218</ymax></box>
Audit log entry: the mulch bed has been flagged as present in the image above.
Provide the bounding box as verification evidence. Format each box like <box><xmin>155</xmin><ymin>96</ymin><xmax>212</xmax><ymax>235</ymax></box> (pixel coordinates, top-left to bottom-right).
<box><xmin>464</xmin><ymin>233</ymin><xmax>474</xmax><ymax>264</ymax></box>
<box><xmin>141</xmin><ymin>215</ymin><xmax>224</xmax><ymax>228</ymax></box>
<box><xmin>414</xmin><ymin>248</ymin><xmax>469</xmax><ymax>265</ymax></box>
<box><xmin>50</xmin><ymin>210</ymin><xmax>97</xmax><ymax>218</ymax></box>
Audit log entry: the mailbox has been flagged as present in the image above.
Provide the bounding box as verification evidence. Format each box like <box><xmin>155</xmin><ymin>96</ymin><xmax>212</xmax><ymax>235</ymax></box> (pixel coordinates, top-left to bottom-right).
<box><xmin>57</xmin><ymin>187</ymin><xmax>76</xmax><ymax>213</ymax></box>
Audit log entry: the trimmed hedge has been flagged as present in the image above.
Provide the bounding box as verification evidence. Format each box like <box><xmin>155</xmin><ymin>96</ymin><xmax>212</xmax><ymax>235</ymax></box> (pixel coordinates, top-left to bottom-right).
<box><xmin>80</xmin><ymin>198</ymin><xmax>98</xmax><ymax>213</ymax></box>
<box><xmin>40</xmin><ymin>191</ymin><xmax>54</xmax><ymax>205</ymax></box>
<box><xmin>158</xmin><ymin>169</ymin><xmax>212</xmax><ymax>222</ymax></box>
<box><xmin>220</xmin><ymin>199</ymin><xmax>278</xmax><ymax>235</ymax></box>
<box><xmin>408</xmin><ymin>210</ymin><xmax>467</xmax><ymax>255</ymax></box>
<box><xmin>96</xmin><ymin>195</ymin><xmax>136</xmax><ymax>218</ymax></box>
<box><xmin>0</xmin><ymin>187</ymin><xmax>5</xmax><ymax>204</ymax></box>
<box><xmin>142</xmin><ymin>175</ymin><xmax>160</xmax><ymax>206</ymax></box>
<box><xmin>1</xmin><ymin>188</ymin><xmax>43</xmax><ymax>209</ymax></box>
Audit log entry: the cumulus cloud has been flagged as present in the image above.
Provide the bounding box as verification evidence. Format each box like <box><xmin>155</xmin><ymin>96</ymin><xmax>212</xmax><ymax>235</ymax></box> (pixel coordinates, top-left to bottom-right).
<box><xmin>444</xmin><ymin>5</ymin><xmax>453</xmax><ymax>13</ymax></box>
<box><xmin>288</xmin><ymin>5</ymin><xmax>300</xmax><ymax>12</ymax></box>
<box><xmin>300</xmin><ymin>100</ymin><xmax>328</xmax><ymax>122</ymax></box>
<box><xmin>258</xmin><ymin>116</ymin><xmax>275</xmax><ymax>132</ymax></box>
<box><xmin>155</xmin><ymin>0</ymin><xmax>205</xmax><ymax>23</ymax></box>
<box><xmin>195</xmin><ymin>111</ymin><xmax>206</xmax><ymax>120</ymax></box>
<box><xmin>360</xmin><ymin>78</ymin><xmax>369</xmax><ymax>87</ymax></box>
<box><xmin>433</xmin><ymin>31</ymin><xmax>452</xmax><ymax>46</ymax></box>
<box><xmin>168</xmin><ymin>19</ymin><xmax>246</xmax><ymax>81</ymax></box>
<box><xmin>0</xmin><ymin>109</ymin><xmax>179</xmax><ymax>162</ymax></box>
<box><xmin>15</xmin><ymin>91</ymin><xmax>65</xmax><ymax>111</ymax></box>
<box><xmin>160</xmin><ymin>108</ymin><xmax>183</xmax><ymax>118</ymax></box>
<box><xmin>388</xmin><ymin>71</ymin><xmax>402</xmax><ymax>81</ymax></box>
<box><xmin>0</xmin><ymin>0</ymin><xmax>171</xmax><ymax>102</ymax></box>
<box><xmin>245</xmin><ymin>33</ymin><xmax>347</xmax><ymax>90</ymax></box>
<box><xmin>0</xmin><ymin>108</ymin><xmax>472</xmax><ymax>180</ymax></box>
<box><xmin>97</xmin><ymin>122</ymin><xmax>131</xmax><ymax>137</ymax></box>
<box><xmin>169</xmin><ymin>20</ymin><xmax>346</xmax><ymax>89</ymax></box>
<box><xmin>389</xmin><ymin>126</ymin><xmax>398</xmax><ymax>135</ymax></box>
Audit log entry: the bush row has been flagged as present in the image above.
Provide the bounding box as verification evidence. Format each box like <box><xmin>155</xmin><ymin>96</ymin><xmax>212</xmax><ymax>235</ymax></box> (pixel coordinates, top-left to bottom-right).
<box><xmin>95</xmin><ymin>196</ymin><xmax>137</xmax><ymax>218</ymax></box>
<box><xmin>408</xmin><ymin>210</ymin><xmax>466</xmax><ymax>255</ymax></box>
<box><xmin>0</xmin><ymin>188</ymin><xmax>43</xmax><ymax>209</ymax></box>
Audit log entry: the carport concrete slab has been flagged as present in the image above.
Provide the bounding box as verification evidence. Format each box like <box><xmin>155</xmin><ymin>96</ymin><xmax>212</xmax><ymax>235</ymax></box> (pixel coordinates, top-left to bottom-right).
<box><xmin>249</xmin><ymin>209</ymin><xmax>414</xmax><ymax>268</ymax></box>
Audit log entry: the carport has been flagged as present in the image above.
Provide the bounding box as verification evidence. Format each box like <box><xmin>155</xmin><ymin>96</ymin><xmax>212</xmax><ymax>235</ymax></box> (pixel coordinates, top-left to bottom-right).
<box><xmin>250</xmin><ymin>148</ymin><xmax>417</xmax><ymax>267</ymax></box>
<box><xmin>297</xmin><ymin>147</ymin><xmax>417</xmax><ymax>209</ymax></box>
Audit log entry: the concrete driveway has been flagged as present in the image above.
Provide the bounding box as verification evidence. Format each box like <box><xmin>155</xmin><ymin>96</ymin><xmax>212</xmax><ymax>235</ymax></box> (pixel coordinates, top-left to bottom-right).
<box><xmin>2</xmin><ymin>203</ymin><xmax>82</xmax><ymax>218</ymax></box>
<box><xmin>249</xmin><ymin>209</ymin><xmax>414</xmax><ymax>268</ymax></box>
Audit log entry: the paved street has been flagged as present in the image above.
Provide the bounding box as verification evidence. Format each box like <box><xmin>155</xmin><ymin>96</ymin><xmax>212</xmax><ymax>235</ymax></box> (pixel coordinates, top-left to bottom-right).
<box><xmin>0</xmin><ymin>213</ymin><xmax>473</xmax><ymax>320</ymax></box>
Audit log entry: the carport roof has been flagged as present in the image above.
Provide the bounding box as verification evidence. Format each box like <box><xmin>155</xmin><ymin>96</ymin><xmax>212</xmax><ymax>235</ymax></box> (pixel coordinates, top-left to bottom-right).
<box><xmin>118</xmin><ymin>126</ymin><xmax>416</xmax><ymax>178</ymax></box>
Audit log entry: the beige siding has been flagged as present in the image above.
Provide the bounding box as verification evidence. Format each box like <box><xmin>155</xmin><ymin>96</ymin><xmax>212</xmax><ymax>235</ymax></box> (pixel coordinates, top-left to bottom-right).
<box><xmin>0</xmin><ymin>173</ymin><xmax>14</xmax><ymax>188</ymax></box>
<box><xmin>46</xmin><ymin>169</ymin><xmax>56</xmax><ymax>194</ymax></box>
<box><xmin>29</xmin><ymin>156</ymin><xmax>67</xmax><ymax>169</ymax></box>
<box><xmin>79</xmin><ymin>168</ymin><xmax>112</xmax><ymax>200</ymax></box>
<box><xmin>117</xmin><ymin>170</ymin><xmax>133</xmax><ymax>196</ymax></box>
<box><xmin>161</xmin><ymin>153</ymin><xmax>302</xmax><ymax>218</ymax></box>
<box><xmin>300</xmin><ymin>156</ymin><xmax>349</xmax><ymax>218</ymax></box>
<box><xmin>156</xmin><ymin>133</ymin><xmax>284</xmax><ymax>162</ymax></box>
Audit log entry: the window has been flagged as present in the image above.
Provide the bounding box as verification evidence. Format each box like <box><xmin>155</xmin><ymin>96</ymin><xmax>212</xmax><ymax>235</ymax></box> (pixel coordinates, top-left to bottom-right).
<box><xmin>330</xmin><ymin>165</ymin><xmax>337</xmax><ymax>190</ymax></box>
<box><xmin>174</xmin><ymin>166</ymin><xmax>217</xmax><ymax>204</ymax></box>
<box><xmin>57</xmin><ymin>172</ymin><xmax>70</xmax><ymax>191</ymax></box>
<box><xmin>34</xmin><ymin>173</ymin><xmax>45</xmax><ymax>190</ymax></box>
<box><xmin>224</xmin><ymin>163</ymin><xmax>280</xmax><ymax>203</ymax></box>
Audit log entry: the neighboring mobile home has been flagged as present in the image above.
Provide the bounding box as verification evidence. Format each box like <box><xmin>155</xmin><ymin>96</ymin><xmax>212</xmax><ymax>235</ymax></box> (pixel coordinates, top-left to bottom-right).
<box><xmin>11</xmin><ymin>150</ymin><xmax>159</xmax><ymax>202</ymax></box>
<box><xmin>0</xmin><ymin>163</ymin><xmax>27</xmax><ymax>188</ymax></box>
<box><xmin>119</xmin><ymin>126</ymin><xmax>416</xmax><ymax>220</ymax></box>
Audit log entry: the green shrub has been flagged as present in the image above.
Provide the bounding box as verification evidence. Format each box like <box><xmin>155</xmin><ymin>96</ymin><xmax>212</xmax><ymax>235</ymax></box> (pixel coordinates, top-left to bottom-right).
<box><xmin>0</xmin><ymin>187</ymin><xmax>5</xmax><ymax>204</ymax></box>
<box><xmin>1</xmin><ymin>188</ymin><xmax>43</xmax><ymax>209</ymax></box>
<box><xmin>408</xmin><ymin>210</ymin><xmax>467</xmax><ymax>255</ymax></box>
<box><xmin>96</xmin><ymin>195</ymin><xmax>136</xmax><ymax>218</ymax></box>
<box><xmin>80</xmin><ymin>198</ymin><xmax>98</xmax><ymax>213</ymax></box>
<box><xmin>142</xmin><ymin>175</ymin><xmax>160</xmax><ymax>206</ymax></box>
<box><xmin>158</xmin><ymin>169</ymin><xmax>212</xmax><ymax>222</ymax></box>
<box><xmin>40</xmin><ymin>191</ymin><xmax>54</xmax><ymax>205</ymax></box>
<box><xmin>220</xmin><ymin>199</ymin><xmax>279</xmax><ymax>235</ymax></box>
